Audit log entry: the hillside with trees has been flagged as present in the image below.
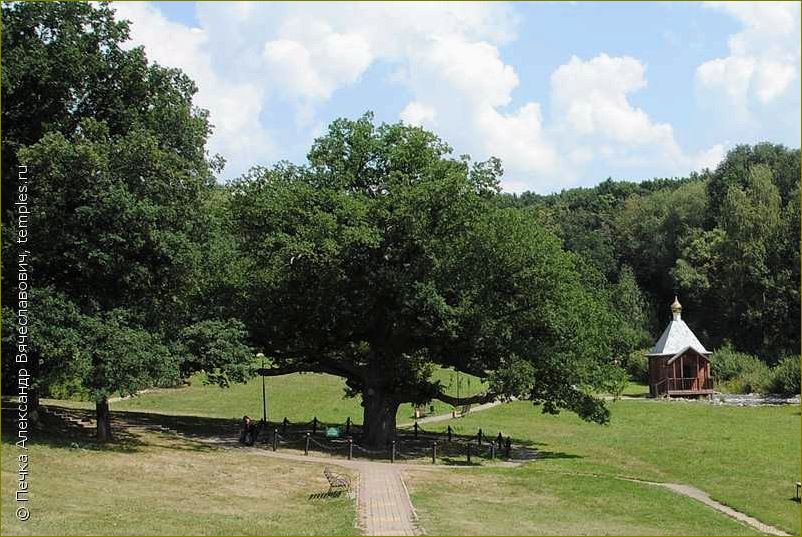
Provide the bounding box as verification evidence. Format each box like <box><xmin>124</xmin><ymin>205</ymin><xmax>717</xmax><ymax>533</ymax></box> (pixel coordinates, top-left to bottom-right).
<box><xmin>504</xmin><ymin>143</ymin><xmax>800</xmax><ymax>362</ymax></box>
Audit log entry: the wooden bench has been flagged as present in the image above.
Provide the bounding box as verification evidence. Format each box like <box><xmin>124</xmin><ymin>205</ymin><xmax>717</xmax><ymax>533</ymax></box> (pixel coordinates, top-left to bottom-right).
<box><xmin>324</xmin><ymin>467</ymin><xmax>351</xmax><ymax>493</ymax></box>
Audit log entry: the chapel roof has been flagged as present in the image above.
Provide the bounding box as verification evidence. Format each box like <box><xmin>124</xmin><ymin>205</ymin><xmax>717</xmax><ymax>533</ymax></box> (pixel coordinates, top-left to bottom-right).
<box><xmin>647</xmin><ymin>297</ymin><xmax>710</xmax><ymax>357</ymax></box>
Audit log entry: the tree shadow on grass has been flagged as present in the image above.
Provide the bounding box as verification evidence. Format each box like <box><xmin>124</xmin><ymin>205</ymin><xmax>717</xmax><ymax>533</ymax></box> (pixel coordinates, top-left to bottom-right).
<box><xmin>9</xmin><ymin>405</ymin><xmax>584</xmax><ymax>465</ymax></box>
<box><xmin>533</xmin><ymin>450</ymin><xmax>582</xmax><ymax>460</ymax></box>
<box><xmin>437</xmin><ymin>457</ymin><xmax>484</xmax><ymax>467</ymax></box>
<box><xmin>1</xmin><ymin>406</ymin><xmax>143</xmax><ymax>453</ymax></box>
<box><xmin>2</xmin><ymin>405</ymin><xmax>238</xmax><ymax>455</ymax></box>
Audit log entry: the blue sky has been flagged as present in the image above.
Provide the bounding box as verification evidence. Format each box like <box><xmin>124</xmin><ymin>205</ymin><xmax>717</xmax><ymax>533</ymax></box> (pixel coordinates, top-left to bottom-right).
<box><xmin>114</xmin><ymin>1</ymin><xmax>801</xmax><ymax>193</ymax></box>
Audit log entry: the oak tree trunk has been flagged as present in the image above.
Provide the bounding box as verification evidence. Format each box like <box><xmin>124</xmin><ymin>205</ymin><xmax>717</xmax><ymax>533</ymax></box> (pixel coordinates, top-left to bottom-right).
<box><xmin>96</xmin><ymin>397</ymin><xmax>112</xmax><ymax>442</ymax></box>
<box><xmin>361</xmin><ymin>388</ymin><xmax>400</xmax><ymax>449</ymax></box>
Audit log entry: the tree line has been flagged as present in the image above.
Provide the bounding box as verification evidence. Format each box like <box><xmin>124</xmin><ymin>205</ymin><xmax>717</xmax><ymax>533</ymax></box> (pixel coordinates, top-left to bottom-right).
<box><xmin>2</xmin><ymin>3</ymin><xmax>799</xmax><ymax>445</ymax></box>
<box><xmin>502</xmin><ymin>143</ymin><xmax>800</xmax><ymax>364</ymax></box>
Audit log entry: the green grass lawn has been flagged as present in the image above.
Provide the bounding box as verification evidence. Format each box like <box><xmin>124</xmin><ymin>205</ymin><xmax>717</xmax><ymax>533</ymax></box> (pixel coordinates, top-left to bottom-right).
<box><xmin>30</xmin><ymin>373</ymin><xmax>800</xmax><ymax>536</ymax></box>
<box><xmin>404</xmin><ymin>465</ymin><xmax>759</xmax><ymax>535</ymax></box>
<box><xmin>0</xmin><ymin>411</ymin><xmax>357</xmax><ymax>536</ymax></box>
<box><xmin>420</xmin><ymin>399</ymin><xmax>801</xmax><ymax>535</ymax></box>
<box><xmin>621</xmin><ymin>381</ymin><xmax>650</xmax><ymax>396</ymax></box>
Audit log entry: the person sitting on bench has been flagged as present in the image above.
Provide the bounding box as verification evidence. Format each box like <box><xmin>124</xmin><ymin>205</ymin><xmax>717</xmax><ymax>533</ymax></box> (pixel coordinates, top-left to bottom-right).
<box><xmin>239</xmin><ymin>415</ymin><xmax>258</xmax><ymax>445</ymax></box>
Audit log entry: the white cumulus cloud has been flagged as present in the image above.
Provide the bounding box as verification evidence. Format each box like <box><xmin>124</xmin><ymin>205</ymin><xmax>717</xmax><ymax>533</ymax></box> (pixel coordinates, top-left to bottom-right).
<box><xmin>112</xmin><ymin>2</ymin><xmax>276</xmax><ymax>179</ymax></box>
<box><xmin>112</xmin><ymin>2</ymin><xmax>735</xmax><ymax>191</ymax></box>
<box><xmin>400</xmin><ymin>102</ymin><xmax>437</xmax><ymax>127</ymax></box>
<box><xmin>696</xmin><ymin>2</ymin><xmax>801</xmax><ymax>114</ymax></box>
<box><xmin>549</xmin><ymin>53</ymin><xmax>723</xmax><ymax>177</ymax></box>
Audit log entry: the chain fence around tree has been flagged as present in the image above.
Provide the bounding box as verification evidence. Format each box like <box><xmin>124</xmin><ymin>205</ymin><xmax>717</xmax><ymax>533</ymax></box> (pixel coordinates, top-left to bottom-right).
<box><xmin>239</xmin><ymin>416</ymin><xmax>521</xmax><ymax>464</ymax></box>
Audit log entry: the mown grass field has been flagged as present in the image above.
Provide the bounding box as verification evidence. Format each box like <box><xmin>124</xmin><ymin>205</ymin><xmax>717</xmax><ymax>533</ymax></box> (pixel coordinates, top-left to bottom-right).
<box><xmin>416</xmin><ymin>399</ymin><xmax>801</xmax><ymax>535</ymax></box>
<box><xmin>14</xmin><ymin>373</ymin><xmax>801</xmax><ymax>535</ymax></box>
<box><xmin>0</xmin><ymin>411</ymin><xmax>357</xmax><ymax>536</ymax></box>
<box><xmin>404</xmin><ymin>465</ymin><xmax>758</xmax><ymax>535</ymax></box>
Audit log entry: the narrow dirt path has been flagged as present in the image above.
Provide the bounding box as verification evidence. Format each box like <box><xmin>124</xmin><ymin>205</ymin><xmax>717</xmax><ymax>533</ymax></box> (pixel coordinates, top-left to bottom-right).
<box><xmin>543</xmin><ymin>468</ymin><xmax>791</xmax><ymax>536</ymax></box>
<box><xmin>398</xmin><ymin>400</ymin><xmax>502</xmax><ymax>427</ymax></box>
<box><xmin>657</xmin><ymin>482</ymin><xmax>789</xmax><ymax>536</ymax></box>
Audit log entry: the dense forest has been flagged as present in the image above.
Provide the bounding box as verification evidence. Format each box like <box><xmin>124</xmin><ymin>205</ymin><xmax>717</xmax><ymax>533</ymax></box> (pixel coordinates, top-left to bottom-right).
<box><xmin>2</xmin><ymin>3</ymin><xmax>799</xmax><ymax>442</ymax></box>
<box><xmin>505</xmin><ymin>143</ymin><xmax>800</xmax><ymax>361</ymax></box>
<box><xmin>502</xmin><ymin>144</ymin><xmax>800</xmax><ymax>394</ymax></box>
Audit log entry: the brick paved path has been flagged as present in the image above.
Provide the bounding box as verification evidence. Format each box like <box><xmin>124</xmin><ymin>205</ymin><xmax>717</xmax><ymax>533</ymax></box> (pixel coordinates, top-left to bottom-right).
<box><xmin>358</xmin><ymin>463</ymin><xmax>419</xmax><ymax>536</ymax></box>
<box><xmin>230</xmin><ymin>449</ymin><xmax>422</xmax><ymax>535</ymax></box>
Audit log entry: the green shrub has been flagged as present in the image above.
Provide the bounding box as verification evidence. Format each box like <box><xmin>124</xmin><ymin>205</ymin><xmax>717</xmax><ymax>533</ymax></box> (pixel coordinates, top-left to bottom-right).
<box><xmin>732</xmin><ymin>363</ymin><xmax>773</xmax><ymax>394</ymax></box>
<box><xmin>711</xmin><ymin>344</ymin><xmax>765</xmax><ymax>381</ymax></box>
<box><xmin>44</xmin><ymin>378</ymin><xmax>90</xmax><ymax>401</ymax></box>
<box><xmin>712</xmin><ymin>344</ymin><xmax>775</xmax><ymax>394</ymax></box>
<box><xmin>770</xmin><ymin>355</ymin><xmax>801</xmax><ymax>396</ymax></box>
<box><xmin>621</xmin><ymin>348</ymin><xmax>649</xmax><ymax>383</ymax></box>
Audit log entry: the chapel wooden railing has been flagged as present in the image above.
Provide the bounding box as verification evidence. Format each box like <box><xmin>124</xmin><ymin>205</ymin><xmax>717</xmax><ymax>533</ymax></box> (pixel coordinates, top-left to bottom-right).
<box><xmin>654</xmin><ymin>377</ymin><xmax>714</xmax><ymax>395</ymax></box>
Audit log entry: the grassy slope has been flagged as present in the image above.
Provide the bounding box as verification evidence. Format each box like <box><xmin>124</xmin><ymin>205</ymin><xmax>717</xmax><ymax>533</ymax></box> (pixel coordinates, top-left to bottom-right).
<box><xmin>405</xmin><ymin>466</ymin><xmax>758</xmax><ymax>536</ymax></box>
<box><xmin>0</xmin><ymin>418</ymin><xmax>357</xmax><ymax>536</ymax></box>
<box><xmin>53</xmin><ymin>368</ymin><xmax>487</xmax><ymax>425</ymax></box>
<box><xmin>418</xmin><ymin>399</ymin><xmax>801</xmax><ymax>535</ymax></box>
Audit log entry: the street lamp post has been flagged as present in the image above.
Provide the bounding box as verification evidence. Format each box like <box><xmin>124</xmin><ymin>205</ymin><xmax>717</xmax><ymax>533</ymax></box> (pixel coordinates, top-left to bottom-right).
<box><xmin>257</xmin><ymin>352</ymin><xmax>267</xmax><ymax>424</ymax></box>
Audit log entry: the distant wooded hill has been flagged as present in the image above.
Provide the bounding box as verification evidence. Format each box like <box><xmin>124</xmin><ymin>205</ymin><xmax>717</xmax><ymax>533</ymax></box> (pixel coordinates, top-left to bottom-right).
<box><xmin>503</xmin><ymin>142</ymin><xmax>800</xmax><ymax>363</ymax></box>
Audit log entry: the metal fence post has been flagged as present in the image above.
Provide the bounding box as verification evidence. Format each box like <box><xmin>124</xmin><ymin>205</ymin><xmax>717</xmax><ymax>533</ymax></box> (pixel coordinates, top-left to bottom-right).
<box><xmin>273</xmin><ymin>428</ymin><xmax>278</xmax><ymax>452</ymax></box>
<box><xmin>467</xmin><ymin>442</ymin><xmax>472</xmax><ymax>463</ymax></box>
<box><xmin>414</xmin><ymin>421</ymin><xmax>419</xmax><ymax>439</ymax></box>
<box><xmin>312</xmin><ymin>417</ymin><xmax>318</xmax><ymax>435</ymax></box>
<box><xmin>490</xmin><ymin>443</ymin><xmax>495</xmax><ymax>460</ymax></box>
<box><xmin>305</xmin><ymin>433</ymin><xmax>310</xmax><ymax>456</ymax></box>
<box><xmin>348</xmin><ymin>438</ymin><xmax>353</xmax><ymax>460</ymax></box>
<box><xmin>447</xmin><ymin>425</ymin><xmax>453</xmax><ymax>442</ymax></box>
<box><xmin>391</xmin><ymin>440</ymin><xmax>396</xmax><ymax>463</ymax></box>
<box><xmin>432</xmin><ymin>441</ymin><xmax>437</xmax><ymax>464</ymax></box>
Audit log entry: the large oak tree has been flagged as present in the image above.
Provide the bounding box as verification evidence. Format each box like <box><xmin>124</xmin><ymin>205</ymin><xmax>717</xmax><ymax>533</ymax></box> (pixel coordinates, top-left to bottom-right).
<box><xmin>231</xmin><ymin>116</ymin><xmax>624</xmax><ymax>447</ymax></box>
